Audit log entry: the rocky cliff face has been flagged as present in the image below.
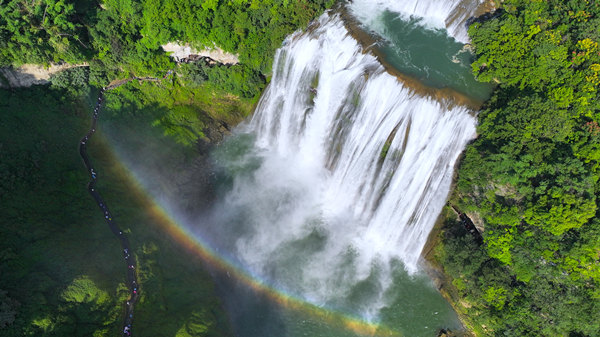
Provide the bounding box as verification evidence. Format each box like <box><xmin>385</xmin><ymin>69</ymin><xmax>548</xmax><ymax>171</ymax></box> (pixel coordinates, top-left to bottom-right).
<box><xmin>161</xmin><ymin>42</ymin><xmax>239</xmax><ymax>64</ymax></box>
<box><xmin>0</xmin><ymin>64</ymin><xmax>87</xmax><ymax>88</ymax></box>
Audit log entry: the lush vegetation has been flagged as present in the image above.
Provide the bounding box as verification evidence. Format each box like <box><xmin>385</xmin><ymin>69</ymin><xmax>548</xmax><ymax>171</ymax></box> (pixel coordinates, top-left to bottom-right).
<box><xmin>1</xmin><ymin>0</ymin><xmax>335</xmax><ymax>149</ymax></box>
<box><xmin>1</xmin><ymin>1</ymin><xmax>338</xmax><ymax>335</ymax></box>
<box><xmin>1</xmin><ymin>0</ymin><xmax>335</xmax><ymax>76</ymax></box>
<box><xmin>102</xmin><ymin>72</ymin><xmax>256</xmax><ymax>146</ymax></box>
<box><xmin>434</xmin><ymin>0</ymin><xmax>600</xmax><ymax>336</ymax></box>
<box><xmin>0</xmin><ymin>86</ymin><xmax>235</xmax><ymax>336</ymax></box>
<box><xmin>0</xmin><ymin>0</ymin><xmax>93</xmax><ymax>65</ymax></box>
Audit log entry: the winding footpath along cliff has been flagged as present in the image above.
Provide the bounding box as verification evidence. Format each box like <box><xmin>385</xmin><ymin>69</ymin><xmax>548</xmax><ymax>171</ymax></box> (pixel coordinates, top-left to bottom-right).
<box><xmin>78</xmin><ymin>72</ymin><xmax>172</xmax><ymax>336</ymax></box>
<box><xmin>79</xmin><ymin>89</ymin><xmax>139</xmax><ymax>336</ymax></box>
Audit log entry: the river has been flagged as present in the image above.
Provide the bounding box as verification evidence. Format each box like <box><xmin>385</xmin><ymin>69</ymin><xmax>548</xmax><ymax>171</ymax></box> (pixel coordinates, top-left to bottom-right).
<box><xmin>103</xmin><ymin>1</ymin><xmax>489</xmax><ymax>336</ymax></box>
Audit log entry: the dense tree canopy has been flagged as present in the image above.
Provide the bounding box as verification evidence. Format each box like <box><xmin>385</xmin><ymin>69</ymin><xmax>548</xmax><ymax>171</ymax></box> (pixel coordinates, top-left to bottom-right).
<box><xmin>438</xmin><ymin>0</ymin><xmax>600</xmax><ymax>335</ymax></box>
<box><xmin>0</xmin><ymin>0</ymin><xmax>91</xmax><ymax>65</ymax></box>
<box><xmin>0</xmin><ymin>0</ymin><xmax>335</xmax><ymax>75</ymax></box>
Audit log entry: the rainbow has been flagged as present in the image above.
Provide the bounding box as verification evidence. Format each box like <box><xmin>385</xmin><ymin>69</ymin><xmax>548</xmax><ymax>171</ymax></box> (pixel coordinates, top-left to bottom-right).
<box><xmin>99</xmin><ymin>136</ymin><xmax>403</xmax><ymax>337</ymax></box>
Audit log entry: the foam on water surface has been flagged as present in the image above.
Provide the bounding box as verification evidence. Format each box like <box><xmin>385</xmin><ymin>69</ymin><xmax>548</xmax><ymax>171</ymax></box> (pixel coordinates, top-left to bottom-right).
<box><xmin>209</xmin><ymin>13</ymin><xmax>477</xmax><ymax>319</ymax></box>
<box><xmin>348</xmin><ymin>0</ymin><xmax>486</xmax><ymax>42</ymax></box>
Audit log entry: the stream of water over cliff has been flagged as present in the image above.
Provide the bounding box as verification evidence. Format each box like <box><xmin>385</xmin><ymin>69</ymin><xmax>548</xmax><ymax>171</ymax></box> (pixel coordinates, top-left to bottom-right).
<box><xmin>103</xmin><ymin>1</ymin><xmax>488</xmax><ymax>335</ymax></box>
<box><xmin>214</xmin><ymin>10</ymin><xmax>475</xmax><ymax>293</ymax></box>
<box><xmin>202</xmin><ymin>4</ymin><xmax>480</xmax><ymax>336</ymax></box>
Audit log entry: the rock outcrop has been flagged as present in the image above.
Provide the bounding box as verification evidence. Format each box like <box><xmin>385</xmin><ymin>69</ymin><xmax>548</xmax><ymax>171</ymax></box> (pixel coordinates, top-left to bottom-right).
<box><xmin>0</xmin><ymin>63</ymin><xmax>88</xmax><ymax>88</ymax></box>
<box><xmin>161</xmin><ymin>42</ymin><xmax>239</xmax><ymax>64</ymax></box>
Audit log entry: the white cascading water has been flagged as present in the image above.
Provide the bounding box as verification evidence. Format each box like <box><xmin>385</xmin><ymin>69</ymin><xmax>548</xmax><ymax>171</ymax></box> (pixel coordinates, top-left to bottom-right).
<box><xmin>347</xmin><ymin>0</ymin><xmax>486</xmax><ymax>42</ymax></box>
<box><xmin>218</xmin><ymin>12</ymin><xmax>476</xmax><ymax>319</ymax></box>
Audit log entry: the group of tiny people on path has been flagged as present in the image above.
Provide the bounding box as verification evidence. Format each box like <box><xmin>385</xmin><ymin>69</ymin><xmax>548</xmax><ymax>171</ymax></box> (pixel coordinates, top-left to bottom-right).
<box><xmin>79</xmin><ymin>71</ymin><xmax>175</xmax><ymax>335</ymax></box>
<box><xmin>79</xmin><ymin>88</ymin><xmax>140</xmax><ymax>336</ymax></box>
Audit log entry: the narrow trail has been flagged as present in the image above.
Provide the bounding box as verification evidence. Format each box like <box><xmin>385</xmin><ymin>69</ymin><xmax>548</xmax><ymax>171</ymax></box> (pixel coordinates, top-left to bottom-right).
<box><xmin>78</xmin><ymin>71</ymin><xmax>172</xmax><ymax>336</ymax></box>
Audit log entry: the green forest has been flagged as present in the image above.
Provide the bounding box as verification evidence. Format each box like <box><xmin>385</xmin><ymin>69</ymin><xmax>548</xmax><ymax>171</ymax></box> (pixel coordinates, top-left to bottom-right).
<box><xmin>2</xmin><ymin>0</ymin><xmax>600</xmax><ymax>336</ymax></box>
<box><xmin>0</xmin><ymin>86</ymin><xmax>237</xmax><ymax>336</ymax></box>
<box><xmin>0</xmin><ymin>0</ymin><xmax>334</xmax><ymax>74</ymax></box>
<box><xmin>0</xmin><ymin>0</ymin><xmax>335</xmax><ymax>143</ymax></box>
<box><xmin>434</xmin><ymin>0</ymin><xmax>600</xmax><ymax>336</ymax></box>
<box><xmin>0</xmin><ymin>1</ymin><xmax>334</xmax><ymax>336</ymax></box>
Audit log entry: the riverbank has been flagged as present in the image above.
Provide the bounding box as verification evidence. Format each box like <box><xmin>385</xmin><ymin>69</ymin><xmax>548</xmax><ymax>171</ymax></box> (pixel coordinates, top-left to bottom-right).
<box><xmin>423</xmin><ymin>207</ymin><xmax>484</xmax><ymax>337</ymax></box>
<box><xmin>420</xmin><ymin>146</ymin><xmax>485</xmax><ymax>337</ymax></box>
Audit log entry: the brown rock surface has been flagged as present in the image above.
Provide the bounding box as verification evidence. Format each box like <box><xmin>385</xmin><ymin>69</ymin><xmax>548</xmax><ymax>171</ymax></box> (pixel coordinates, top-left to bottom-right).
<box><xmin>0</xmin><ymin>63</ymin><xmax>88</xmax><ymax>88</ymax></box>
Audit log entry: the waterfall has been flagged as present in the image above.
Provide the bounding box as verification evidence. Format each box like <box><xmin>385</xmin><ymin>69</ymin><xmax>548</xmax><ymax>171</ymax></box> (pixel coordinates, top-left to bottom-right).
<box><xmin>347</xmin><ymin>0</ymin><xmax>486</xmax><ymax>42</ymax></box>
<box><xmin>213</xmin><ymin>12</ymin><xmax>476</xmax><ymax>319</ymax></box>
